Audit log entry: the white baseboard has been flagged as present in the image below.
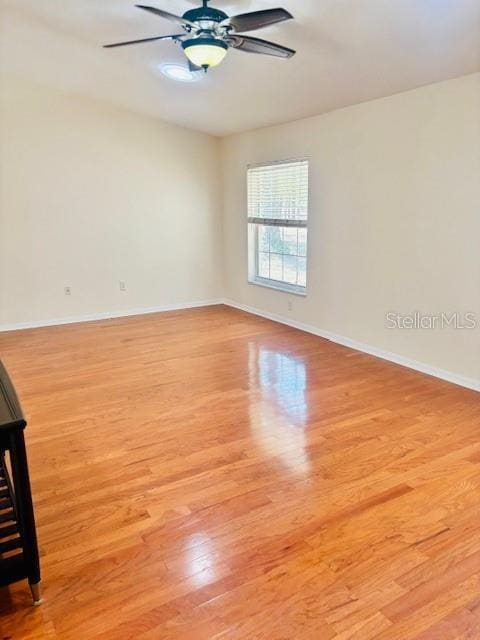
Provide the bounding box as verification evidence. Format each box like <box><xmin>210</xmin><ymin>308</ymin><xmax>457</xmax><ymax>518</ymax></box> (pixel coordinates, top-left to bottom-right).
<box><xmin>0</xmin><ymin>299</ymin><xmax>224</xmax><ymax>333</ymax></box>
<box><xmin>223</xmin><ymin>298</ymin><xmax>480</xmax><ymax>393</ymax></box>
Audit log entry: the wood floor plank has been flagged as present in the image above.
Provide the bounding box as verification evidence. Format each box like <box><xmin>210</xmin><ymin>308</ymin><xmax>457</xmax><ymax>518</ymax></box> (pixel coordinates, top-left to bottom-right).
<box><xmin>0</xmin><ymin>305</ymin><xmax>478</xmax><ymax>639</ymax></box>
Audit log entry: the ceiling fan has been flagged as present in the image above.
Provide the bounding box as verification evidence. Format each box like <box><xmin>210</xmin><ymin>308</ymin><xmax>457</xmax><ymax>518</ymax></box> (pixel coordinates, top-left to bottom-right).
<box><xmin>104</xmin><ymin>1</ymin><xmax>295</xmax><ymax>72</ymax></box>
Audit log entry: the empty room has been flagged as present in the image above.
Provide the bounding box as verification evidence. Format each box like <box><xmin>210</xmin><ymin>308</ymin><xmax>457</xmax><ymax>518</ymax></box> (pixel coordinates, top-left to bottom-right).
<box><xmin>0</xmin><ymin>0</ymin><xmax>479</xmax><ymax>638</ymax></box>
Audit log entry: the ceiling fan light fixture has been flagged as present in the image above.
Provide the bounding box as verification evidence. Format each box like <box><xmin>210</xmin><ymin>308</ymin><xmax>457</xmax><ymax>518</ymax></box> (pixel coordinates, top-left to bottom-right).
<box><xmin>182</xmin><ymin>37</ymin><xmax>228</xmax><ymax>69</ymax></box>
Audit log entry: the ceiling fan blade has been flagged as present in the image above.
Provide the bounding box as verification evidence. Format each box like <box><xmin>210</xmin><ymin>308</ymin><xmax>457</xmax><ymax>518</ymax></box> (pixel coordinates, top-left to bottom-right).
<box><xmin>222</xmin><ymin>8</ymin><xmax>293</xmax><ymax>33</ymax></box>
<box><xmin>135</xmin><ymin>5</ymin><xmax>195</xmax><ymax>30</ymax></box>
<box><xmin>227</xmin><ymin>35</ymin><xmax>295</xmax><ymax>58</ymax></box>
<box><xmin>103</xmin><ymin>33</ymin><xmax>184</xmax><ymax>48</ymax></box>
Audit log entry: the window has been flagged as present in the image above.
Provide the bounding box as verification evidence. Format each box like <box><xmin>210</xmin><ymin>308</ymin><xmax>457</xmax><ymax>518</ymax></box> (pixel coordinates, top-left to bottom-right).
<box><xmin>248</xmin><ymin>159</ymin><xmax>309</xmax><ymax>295</ymax></box>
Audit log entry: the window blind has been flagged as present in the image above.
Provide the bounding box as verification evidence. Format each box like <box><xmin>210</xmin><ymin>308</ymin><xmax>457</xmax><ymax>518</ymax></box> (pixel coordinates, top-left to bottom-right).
<box><xmin>248</xmin><ymin>159</ymin><xmax>309</xmax><ymax>225</ymax></box>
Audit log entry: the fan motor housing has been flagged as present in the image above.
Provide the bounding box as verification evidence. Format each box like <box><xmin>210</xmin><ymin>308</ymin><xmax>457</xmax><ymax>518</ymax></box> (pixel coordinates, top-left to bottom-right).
<box><xmin>182</xmin><ymin>36</ymin><xmax>228</xmax><ymax>50</ymax></box>
<box><xmin>182</xmin><ymin>6</ymin><xmax>228</xmax><ymax>23</ymax></box>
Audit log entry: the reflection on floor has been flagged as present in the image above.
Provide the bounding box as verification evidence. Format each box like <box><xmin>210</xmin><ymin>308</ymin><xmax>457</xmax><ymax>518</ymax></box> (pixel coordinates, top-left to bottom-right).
<box><xmin>249</xmin><ymin>343</ymin><xmax>309</xmax><ymax>475</ymax></box>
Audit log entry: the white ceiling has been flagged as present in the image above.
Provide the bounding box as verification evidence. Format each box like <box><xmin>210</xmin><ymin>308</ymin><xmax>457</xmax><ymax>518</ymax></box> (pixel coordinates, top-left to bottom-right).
<box><xmin>1</xmin><ymin>0</ymin><xmax>479</xmax><ymax>136</ymax></box>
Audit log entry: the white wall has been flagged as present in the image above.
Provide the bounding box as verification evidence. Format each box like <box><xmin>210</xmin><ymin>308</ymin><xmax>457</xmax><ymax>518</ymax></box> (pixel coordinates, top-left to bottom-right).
<box><xmin>221</xmin><ymin>74</ymin><xmax>480</xmax><ymax>385</ymax></box>
<box><xmin>0</xmin><ymin>74</ymin><xmax>222</xmax><ymax>326</ymax></box>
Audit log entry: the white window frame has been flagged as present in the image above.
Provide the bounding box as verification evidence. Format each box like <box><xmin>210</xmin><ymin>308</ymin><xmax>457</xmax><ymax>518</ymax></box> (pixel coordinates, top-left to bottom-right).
<box><xmin>247</xmin><ymin>158</ymin><xmax>309</xmax><ymax>296</ymax></box>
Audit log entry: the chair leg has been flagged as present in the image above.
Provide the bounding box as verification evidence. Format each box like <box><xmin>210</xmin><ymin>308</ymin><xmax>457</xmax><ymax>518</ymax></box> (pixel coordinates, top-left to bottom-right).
<box><xmin>30</xmin><ymin>581</ymin><xmax>42</xmax><ymax>606</ymax></box>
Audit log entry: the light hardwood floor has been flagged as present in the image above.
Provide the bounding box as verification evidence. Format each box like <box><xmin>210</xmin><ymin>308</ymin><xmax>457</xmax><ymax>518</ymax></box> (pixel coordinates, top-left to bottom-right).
<box><xmin>0</xmin><ymin>305</ymin><xmax>479</xmax><ymax>639</ymax></box>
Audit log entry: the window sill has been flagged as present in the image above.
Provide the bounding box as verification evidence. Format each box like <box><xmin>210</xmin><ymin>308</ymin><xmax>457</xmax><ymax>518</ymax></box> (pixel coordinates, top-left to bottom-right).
<box><xmin>248</xmin><ymin>278</ymin><xmax>307</xmax><ymax>297</ymax></box>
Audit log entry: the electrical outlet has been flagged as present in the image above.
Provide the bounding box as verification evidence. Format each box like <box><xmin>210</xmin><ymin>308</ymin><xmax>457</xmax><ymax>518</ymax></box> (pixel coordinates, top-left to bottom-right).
<box><xmin>64</xmin><ymin>287</ymin><xmax>72</xmax><ymax>296</ymax></box>
<box><xmin>119</xmin><ymin>281</ymin><xmax>126</xmax><ymax>292</ymax></box>
<box><xmin>288</xmin><ymin>301</ymin><xmax>293</xmax><ymax>312</ymax></box>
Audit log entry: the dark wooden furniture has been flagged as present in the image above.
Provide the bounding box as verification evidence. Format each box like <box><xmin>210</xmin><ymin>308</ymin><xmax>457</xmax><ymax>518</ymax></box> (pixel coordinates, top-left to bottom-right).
<box><xmin>0</xmin><ymin>361</ymin><xmax>41</xmax><ymax>605</ymax></box>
